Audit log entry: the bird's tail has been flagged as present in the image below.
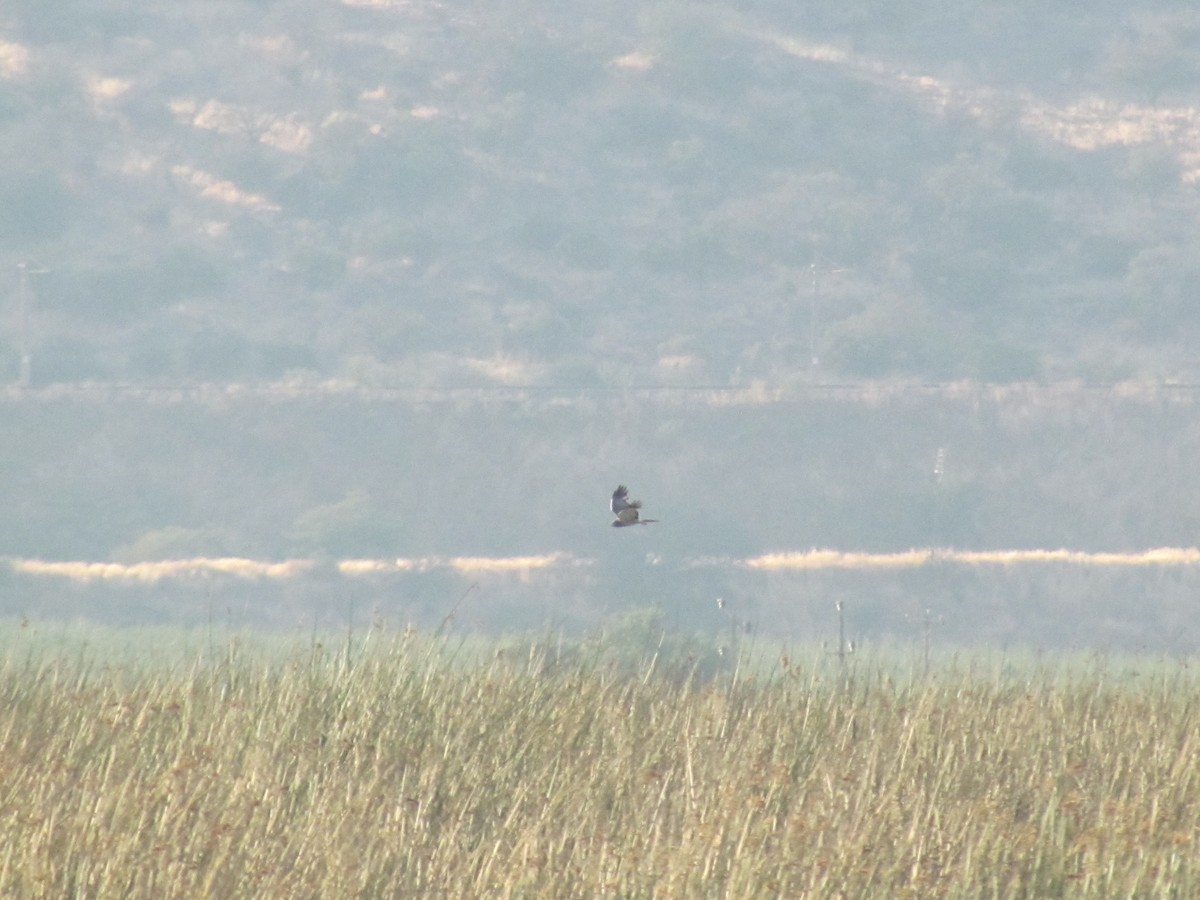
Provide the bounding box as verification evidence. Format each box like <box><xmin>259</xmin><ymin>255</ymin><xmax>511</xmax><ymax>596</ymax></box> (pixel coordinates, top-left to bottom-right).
<box><xmin>639</xmin><ymin>519</ymin><xmax>659</xmax><ymax>525</ymax></box>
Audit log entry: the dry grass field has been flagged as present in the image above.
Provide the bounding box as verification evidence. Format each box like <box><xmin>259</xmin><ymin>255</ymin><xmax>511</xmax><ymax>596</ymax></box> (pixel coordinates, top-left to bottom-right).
<box><xmin>1</xmin><ymin>624</ymin><xmax>1197</xmax><ymax>897</ymax></box>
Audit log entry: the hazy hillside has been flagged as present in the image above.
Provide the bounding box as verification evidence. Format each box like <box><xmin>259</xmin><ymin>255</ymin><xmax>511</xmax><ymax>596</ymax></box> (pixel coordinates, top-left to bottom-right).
<box><xmin>4</xmin><ymin>382</ymin><xmax>1200</xmax><ymax>650</ymax></box>
<box><xmin>8</xmin><ymin>382</ymin><xmax>1200</xmax><ymax>562</ymax></box>
<box><xmin>2</xmin><ymin>1</ymin><xmax>1200</xmax><ymax>387</ymax></box>
<box><xmin>5</xmin><ymin>2</ymin><xmax>1200</xmax><ymax>649</ymax></box>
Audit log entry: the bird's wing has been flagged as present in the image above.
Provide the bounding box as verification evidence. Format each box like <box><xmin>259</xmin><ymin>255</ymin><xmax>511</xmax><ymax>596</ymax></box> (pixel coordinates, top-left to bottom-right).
<box><xmin>611</xmin><ymin>485</ymin><xmax>632</xmax><ymax>513</ymax></box>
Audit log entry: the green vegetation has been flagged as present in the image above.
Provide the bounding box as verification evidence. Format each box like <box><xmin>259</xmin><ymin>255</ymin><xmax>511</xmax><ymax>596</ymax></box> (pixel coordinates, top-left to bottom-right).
<box><xmin>2</xmin><ymin>2</ymin><xmax>1200</xmax><ymax>386</ymax></box>
<box><xmin>1</xmin><ymin>622</ymin><xmax>1196</xmax><ymax>896</ymax></box>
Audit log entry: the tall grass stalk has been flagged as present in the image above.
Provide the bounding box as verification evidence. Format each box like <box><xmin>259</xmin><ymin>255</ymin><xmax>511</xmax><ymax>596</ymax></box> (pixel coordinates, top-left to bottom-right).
<box><xmin>0</xmin><ymin>627</ymin><xmax>1197</xmax><ymax>896</ymax></box>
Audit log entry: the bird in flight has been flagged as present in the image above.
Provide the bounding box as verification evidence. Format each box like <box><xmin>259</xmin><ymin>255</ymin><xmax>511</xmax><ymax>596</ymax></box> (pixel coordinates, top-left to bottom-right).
<box><xmin>611</xmin><ymin>485</ymin><xmax>658</xmax><ymax>527</ymax></box>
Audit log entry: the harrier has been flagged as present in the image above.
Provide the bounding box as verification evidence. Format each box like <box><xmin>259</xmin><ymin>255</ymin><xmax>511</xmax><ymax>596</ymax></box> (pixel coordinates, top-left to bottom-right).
<box><xmin>611</xmin><ymin>485</ymin><xmax>658</xmax><ymax>527</ymax></box>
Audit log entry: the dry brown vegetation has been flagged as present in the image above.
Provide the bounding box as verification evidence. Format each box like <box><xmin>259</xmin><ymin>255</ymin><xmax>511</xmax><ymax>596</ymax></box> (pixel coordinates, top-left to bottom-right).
<box><xmin>1</xmin><ymin>632</ymin><xmax>1198</xmax><ymax>897</ymax></box>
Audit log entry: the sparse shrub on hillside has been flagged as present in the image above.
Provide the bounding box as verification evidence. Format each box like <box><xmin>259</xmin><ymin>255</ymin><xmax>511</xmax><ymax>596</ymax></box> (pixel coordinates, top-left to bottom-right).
<box><xmin>286</xmin><ymin>489</ymin><xmax>406</xmax><ymax>559</ymax></box>
<box><xmin>112</xmin><ymin>525</ymin><xmax>235</xmax><ymax>563</ymax></box>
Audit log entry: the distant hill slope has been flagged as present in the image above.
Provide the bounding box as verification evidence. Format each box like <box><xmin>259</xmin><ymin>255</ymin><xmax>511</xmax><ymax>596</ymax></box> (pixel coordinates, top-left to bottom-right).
<box><xmin>3</xmin><ymin>380</ymin><xmax>1200</xmax><ymax>561</ymax></box>
<box><xmin>1</xmin><ymin>1</ymin><xmax>1198</xmax><ymax>388</ymax></box>
<box><xmin>5</xmin><ymin>381</ymin><xmax>1200</xmax><ymax>649</ymax></box>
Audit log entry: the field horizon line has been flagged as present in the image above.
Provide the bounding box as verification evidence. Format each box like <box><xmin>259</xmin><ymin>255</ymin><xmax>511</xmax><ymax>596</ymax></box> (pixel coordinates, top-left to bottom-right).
<box><xmin>9</xmin><ymin>545</ymin><xmax>1200</xmax><ymax>583</ymax></box>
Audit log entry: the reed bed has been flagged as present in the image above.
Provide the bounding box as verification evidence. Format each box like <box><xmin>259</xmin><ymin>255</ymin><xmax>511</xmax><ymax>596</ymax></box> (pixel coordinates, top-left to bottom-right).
<box><xmin>0</xmin><ymin>630</ymin><xmax>1197</xmax><ymax>897</ymax></box>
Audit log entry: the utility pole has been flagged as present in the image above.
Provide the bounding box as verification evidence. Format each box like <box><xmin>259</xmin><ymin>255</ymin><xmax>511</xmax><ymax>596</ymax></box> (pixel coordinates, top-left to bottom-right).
<box><xmin>808</xmin><ymin>257</ymin><xmax>849</xmax><ymax>384</ymax></box>
<box><xmin>17</xmin><ymin>263</ymin><xmax>31</xmax><ymax>387</ymax></box>
<box><xmin>836</xmin><ymin>599</ymin><xmax>847</xmax><ymax>666</ymax></box>
<box><xmin>809</xmin><ymin>261</ymin><xmax>819</xmax><ymax>382</ymax></box>
<box><xmin>15</xmin><ymin>262</ymin><xmax>48</xmax><ymax>387</ymax></box>
<box><xmin>931</xmin><ymin>447</ymin><xmax>946</xmax><ymax>555</ymax></box>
